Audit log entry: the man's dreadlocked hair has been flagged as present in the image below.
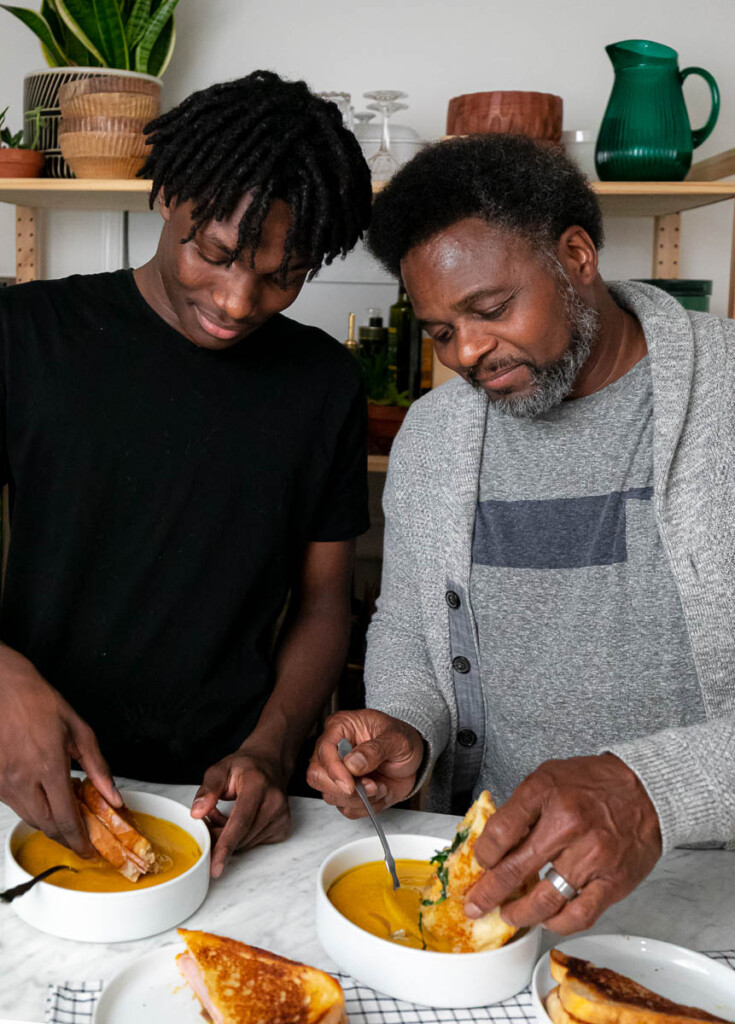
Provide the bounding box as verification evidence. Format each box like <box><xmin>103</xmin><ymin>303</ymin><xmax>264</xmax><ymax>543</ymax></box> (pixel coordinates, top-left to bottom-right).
<box><xmin>141</xmin><ymin>70</ymin><xmax>372</xmax><ymax>279</ymax></box>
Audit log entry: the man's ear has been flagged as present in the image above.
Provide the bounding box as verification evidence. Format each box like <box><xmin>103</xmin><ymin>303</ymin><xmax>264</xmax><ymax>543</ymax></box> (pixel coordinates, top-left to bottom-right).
<box><xmin>156</xmin><ymin>192</ymin><xmax>173</xmax><ymax>223</ymax></box>
<box><xmin>557</xmin><ymin>225</ymin><xmax>598</xmax><ymax>287</ymax></box>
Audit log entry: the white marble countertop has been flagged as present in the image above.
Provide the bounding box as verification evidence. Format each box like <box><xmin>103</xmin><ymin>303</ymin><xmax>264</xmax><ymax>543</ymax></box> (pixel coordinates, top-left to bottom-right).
<box><xmin>1</xmin><ymin>778</ymin><xmax>734</xmax><ymax>1021</ymax></box>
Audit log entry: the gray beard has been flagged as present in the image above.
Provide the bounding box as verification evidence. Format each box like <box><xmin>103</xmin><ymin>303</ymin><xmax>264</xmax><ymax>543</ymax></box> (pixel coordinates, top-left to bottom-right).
<box><xmin>471</xmin><ymin>270</ymin><xmax>600</xmax><ymax>419</ymax></box>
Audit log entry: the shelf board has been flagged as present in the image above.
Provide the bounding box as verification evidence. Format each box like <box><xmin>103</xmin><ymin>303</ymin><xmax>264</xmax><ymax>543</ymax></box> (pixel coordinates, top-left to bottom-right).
<box><xmin>592</xmin><ymin>181</ymin><xmax>735</xmax><ymax>217</ymax></box>
<box><xmin>0</xmin><ymin>177</ymin><xmax>153</xmax><ymax>212</ymax></box>
<box><xmin>1</xmin><ymin>177</ymin><xmax>735</xmax><ymax>218</ymax></box>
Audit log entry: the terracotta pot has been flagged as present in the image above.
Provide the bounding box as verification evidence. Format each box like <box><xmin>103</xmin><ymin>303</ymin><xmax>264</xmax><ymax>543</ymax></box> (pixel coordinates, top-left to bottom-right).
<box><xmin>0</xmin><ymin>148</ymin><xmax>45</xmax><ymax>178</ymax></box>
<box><xmin>367</xmin><ymin>404</ymin><xmax>408</xmax><ymax>456</ymax></box>
<box><xmin>446</xmin><ymin>91</ymin><xmax>563</xmax><ymax>142</ymax></box>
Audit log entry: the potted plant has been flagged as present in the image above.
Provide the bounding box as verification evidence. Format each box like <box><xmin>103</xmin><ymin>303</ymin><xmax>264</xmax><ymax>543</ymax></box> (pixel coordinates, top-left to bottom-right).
<box><xmin>359</xmin><ymin>348</ymin><xmax>413</xmax><ymax>455</ymax></box>
<box><xmin>0</xmin><ymin>104</ymin><xmax>46</xmax><ymax>177</ymax></box>
<box><xmin>1</xmin><ymin>0</ymin><xmax>181</xmax><ymax>177</ymax></box>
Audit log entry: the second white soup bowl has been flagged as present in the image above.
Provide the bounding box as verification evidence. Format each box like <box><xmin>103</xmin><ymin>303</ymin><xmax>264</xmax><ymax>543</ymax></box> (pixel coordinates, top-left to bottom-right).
<box><xmin>316</xmin><ymin>833</ymin><xmax>541</xmax><ymax>1007</ymax></box>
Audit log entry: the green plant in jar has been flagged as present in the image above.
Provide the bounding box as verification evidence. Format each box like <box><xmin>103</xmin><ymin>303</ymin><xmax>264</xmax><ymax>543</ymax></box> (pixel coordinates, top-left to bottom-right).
<box><xmin>1</xmin><ymin>0</ymin><xmax>180</xmax><ymax>76</ymax></box>
<box><xmin>0</xmin><ymin>104</ymin><xmax>46</xmax><ymax>148</ymax></box>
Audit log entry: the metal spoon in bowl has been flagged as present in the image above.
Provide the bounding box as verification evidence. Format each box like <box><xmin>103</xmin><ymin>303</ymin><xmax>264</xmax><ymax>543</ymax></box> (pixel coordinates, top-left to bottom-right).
<box><xmin>337</xmin><ymin>738</ymin><xmax>400</xmax><ymax>890</ymax></box>
<box><xmin>1</xmin><ymin>864</ymin><xmax>77</xmax><ymax>903</ymax></box>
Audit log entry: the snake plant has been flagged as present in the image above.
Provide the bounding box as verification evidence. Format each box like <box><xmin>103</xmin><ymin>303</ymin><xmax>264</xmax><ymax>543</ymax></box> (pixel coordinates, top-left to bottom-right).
<box><xmin>1</xmin><ymin>0</ymin><xmax>180</xmax><ymax>77</ymax></box>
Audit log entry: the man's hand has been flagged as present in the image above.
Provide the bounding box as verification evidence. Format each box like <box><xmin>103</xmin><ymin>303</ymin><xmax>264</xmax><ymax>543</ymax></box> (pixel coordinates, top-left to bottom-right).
<box><xmin>191</xmin><ymin>748</ymin><xmax>291</xmax><ymax>878</ymax></box>
<box><xmin>307</xmin><ymin>709</ymin><xmax>425</xmax><ymax>818</ymax></box>
<box><xmin>464</xmin><ymin>754</ymin><xmax>662</xmax><ymax>935</ymax></box>
<box><xmin>0</xmin><ymin>645</ymin><xmax>120</xmax><ymax>857</ymax></box>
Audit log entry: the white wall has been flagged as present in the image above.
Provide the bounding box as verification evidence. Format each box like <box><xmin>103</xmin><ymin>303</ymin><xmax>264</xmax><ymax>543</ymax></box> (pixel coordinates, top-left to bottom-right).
<box><xmin>2</xmin><ymin>0</ymin><xmax>735</xmax><ymax>324</ymax></box>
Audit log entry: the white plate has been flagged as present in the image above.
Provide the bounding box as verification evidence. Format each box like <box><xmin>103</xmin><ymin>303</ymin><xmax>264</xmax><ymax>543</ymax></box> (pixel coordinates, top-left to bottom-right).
<box><xmin>531</xmin><ymin>934</ymin><xmax>735</xmax><ymax>1024</ymax></box>
<box><xmin>93</xmin><ymin>944</ymin><xmax>202</xmax><ymax>1024</ymax></box>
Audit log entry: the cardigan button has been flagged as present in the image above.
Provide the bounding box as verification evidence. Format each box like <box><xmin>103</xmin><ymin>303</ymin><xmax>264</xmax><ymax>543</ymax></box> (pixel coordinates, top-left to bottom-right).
<box><xmin>452</xmin><ymin>655</ymin><xmax>471</xmax><ymax>674</ymax></box>
<box><xmin>445</xmin><ymin>590</ymin><xmax>461</xmax><ymax>609</ymax></box>
<box><xmin>458</xmin><ymin>729</ymin><xmax>477</xmax><ymax>747</ymax></box>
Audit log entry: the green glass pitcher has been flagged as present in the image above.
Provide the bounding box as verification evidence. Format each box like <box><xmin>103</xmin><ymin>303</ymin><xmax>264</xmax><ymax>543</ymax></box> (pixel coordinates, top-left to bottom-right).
<box><xmin>595</xmin><ymin>39</ymin><xmax>720</xmax><ymax>181</ymax></box>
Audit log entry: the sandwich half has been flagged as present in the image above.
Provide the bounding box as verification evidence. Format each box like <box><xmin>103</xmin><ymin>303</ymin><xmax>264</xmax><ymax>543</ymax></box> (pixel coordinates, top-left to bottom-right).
<box><xmin>73</xmin><ymin>777</ymin><xmax>161</xmax><ymax>882</ymax></box>
<box><xmin>547</xmin><ymin>948</ymin><xmax>734</xmax><ymax>1024</ymax></box>
<box><xmin>419</xmin><ymin>789</ymin><xmax>535</xmax><ymax>953</ymax></box>
<box><xmin>176</xmin><ymin>928</ymin><xmax>347</xmax><ymax>1024</ymax></box>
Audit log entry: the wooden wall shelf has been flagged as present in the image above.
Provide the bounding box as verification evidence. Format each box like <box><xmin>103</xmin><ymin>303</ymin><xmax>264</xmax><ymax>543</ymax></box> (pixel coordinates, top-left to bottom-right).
<box><xmin>1</xmin><ymin>177</ymin><xmax>735</xmax><ymax>218</ymax></box>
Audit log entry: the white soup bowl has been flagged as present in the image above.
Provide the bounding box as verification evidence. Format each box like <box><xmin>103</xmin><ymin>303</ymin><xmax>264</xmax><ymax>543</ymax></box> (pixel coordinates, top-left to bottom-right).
<box><xmin>316</xmin><ymin>833</ymin><xmax>541</xmax><ymax>1007</ymax></box>
<box><xmin>4</xmin><ymin>789</ymin><xmax>210</xmax><ymax>942</ymax></box>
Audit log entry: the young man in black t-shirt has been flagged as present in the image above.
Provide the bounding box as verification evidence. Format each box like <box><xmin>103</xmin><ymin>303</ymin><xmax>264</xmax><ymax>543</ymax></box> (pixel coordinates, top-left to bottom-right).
<box><xmin>0</xmin><ymin>71</ymin><xmax>372</xmax><ymax>878</ymax></box>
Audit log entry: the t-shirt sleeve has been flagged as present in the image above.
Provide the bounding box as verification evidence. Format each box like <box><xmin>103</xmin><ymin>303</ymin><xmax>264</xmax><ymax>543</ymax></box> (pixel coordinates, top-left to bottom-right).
<box><xmin>310</xmin><ymin>365</ymin><xmax>370</xmax><ymax>542</ymax></box>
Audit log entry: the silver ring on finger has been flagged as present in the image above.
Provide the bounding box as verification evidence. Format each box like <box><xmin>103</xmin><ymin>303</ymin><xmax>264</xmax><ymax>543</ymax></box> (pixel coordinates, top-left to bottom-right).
<box><xmin>543</xmin><ymin>865</ymin><xmax>579</xmax><ymax>902</ymax></box>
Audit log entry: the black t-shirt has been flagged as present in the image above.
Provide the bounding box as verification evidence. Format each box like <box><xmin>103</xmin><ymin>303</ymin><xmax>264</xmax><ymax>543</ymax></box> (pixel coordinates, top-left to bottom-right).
<box><xmin>0</xmin><ymin>270</ymin><xmax>368</xmax><ymax>782</ymax></box>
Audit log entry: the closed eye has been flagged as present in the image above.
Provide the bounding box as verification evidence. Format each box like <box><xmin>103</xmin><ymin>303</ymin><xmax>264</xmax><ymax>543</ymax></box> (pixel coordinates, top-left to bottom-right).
<box><xmin>477</xmin><ymin>299</ymin><xmax>511</xmax><ymax>321</ymax></box>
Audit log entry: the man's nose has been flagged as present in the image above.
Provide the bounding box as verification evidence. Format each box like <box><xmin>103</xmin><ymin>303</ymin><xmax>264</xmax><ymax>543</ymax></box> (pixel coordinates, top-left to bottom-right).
<box><xmin>212</xmin><ymin>270</ymin><xmax>260</xmax><ymax>321</ymax></box>
<box><xmin>454</xmin><ymin>323</ymin><xmax>499</xmax><ymax>370</ymax></box>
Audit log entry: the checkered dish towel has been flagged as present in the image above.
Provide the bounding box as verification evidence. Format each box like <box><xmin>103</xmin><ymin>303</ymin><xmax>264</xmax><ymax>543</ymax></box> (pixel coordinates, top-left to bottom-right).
<box><xmin>46</xmin><ymin>952</ymin><xmax>735</xmax><ymax>1024</ymax></box>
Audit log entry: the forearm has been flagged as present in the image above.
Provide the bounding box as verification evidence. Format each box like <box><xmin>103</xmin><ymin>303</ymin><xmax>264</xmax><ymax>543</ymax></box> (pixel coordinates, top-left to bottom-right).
<box><xmin>605</xmin><ymin>713</ymin><xmax>735</xmax><ymax>852</ymax></box>
<box><xmin>239</xmin><ymin>604</ymin><xmax>350</xmax><ymax>777</ymax></box>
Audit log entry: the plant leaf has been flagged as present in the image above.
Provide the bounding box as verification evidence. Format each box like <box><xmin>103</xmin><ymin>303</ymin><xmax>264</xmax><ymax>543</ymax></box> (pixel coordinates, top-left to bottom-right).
<box><xmin>125</xmin><ymin>0</ymin><xmax>149</xmax><ymax>48</ymax></box>
<box><xmin>91</xmin><ymin>0</ymin><xmax>129</xmax><ymax>67</ymax></box>
<box><xmin>134</xmin><ymin>0</ymin><xmax>177</xmax><ymax>74</ymax></box>
<box><xmin>53</xmin><ymin>0</ymin><xmax>107</xmax><ymax>63</ymax></box>
<box><xmin>0</xmin><ymin>5</ymin><xmax>69</xmax><ymax>65</ymax></box>
<box><xmin>146</xmin><ymin>14</ymin><xmax>174</xmax><ymax>76</ymax></box>
<box><xmin>44</xmin><ymin>0</ymin><xmax>97</xmax><ymax>65</ymax></box>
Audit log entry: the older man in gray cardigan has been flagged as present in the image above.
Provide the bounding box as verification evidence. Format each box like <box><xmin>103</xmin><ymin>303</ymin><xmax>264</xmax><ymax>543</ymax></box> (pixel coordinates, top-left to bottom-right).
<box><xmin>308</xmin><ymin>135</ymin><xmax>735</xmax><ymax>936</ymax></box>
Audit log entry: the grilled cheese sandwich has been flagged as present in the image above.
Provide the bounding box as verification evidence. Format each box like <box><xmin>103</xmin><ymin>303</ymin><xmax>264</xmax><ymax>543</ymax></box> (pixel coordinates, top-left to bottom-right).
<box><xmin>546</xmin><ymin>948</ymin><xmax>734</xmax><ymax>1024</ymax></box>
<box><xmin>176</xmin><ymin>928</ymin><xmax>347</xmax><ymax>1024</ymax></box>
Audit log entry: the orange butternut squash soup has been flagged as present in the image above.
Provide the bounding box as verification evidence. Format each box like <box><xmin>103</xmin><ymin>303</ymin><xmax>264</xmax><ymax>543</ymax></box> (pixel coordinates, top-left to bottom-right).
<box><xmin>327</xmin><ymin>859</ymin><xmax>454</xmax><ymax>951</ymax></box>
<box><xmin>15</xmin><ymin>812</ymin><xmax>201</xmax><ymax>893</ymax></box>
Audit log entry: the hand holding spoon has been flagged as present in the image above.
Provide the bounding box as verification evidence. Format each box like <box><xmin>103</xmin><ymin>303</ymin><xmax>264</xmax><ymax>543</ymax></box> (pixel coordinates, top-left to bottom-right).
<box><xmin>337</xmin><ymin>738</ymin><xmax>400</xmax><ymax>889</ymax></box>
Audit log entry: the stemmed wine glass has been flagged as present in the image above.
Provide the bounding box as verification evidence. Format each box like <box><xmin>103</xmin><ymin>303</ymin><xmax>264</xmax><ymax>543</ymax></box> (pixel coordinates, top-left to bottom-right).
<box><xmin>363</xmin><ymin>90</ymin><xmax>408</xmax><ymax>182</ymax></box>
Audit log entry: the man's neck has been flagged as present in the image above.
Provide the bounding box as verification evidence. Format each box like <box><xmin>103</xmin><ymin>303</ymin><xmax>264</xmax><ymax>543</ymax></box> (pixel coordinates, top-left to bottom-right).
<box><xmin>570</xmin><ymin>282</ymin><xmax>648</xmax><ymax>399</ymax></box>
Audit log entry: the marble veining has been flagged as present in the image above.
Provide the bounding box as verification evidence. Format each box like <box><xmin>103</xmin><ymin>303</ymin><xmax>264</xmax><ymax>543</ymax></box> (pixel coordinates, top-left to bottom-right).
<box><xmin>0</xmin><ymin>778</ymin><xmax>733</xmax><ymax>1020</ymax></box>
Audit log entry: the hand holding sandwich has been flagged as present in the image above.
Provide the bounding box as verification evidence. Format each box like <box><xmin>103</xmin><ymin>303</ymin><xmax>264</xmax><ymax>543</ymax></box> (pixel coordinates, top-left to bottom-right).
<box><xmin>307</xmin><ymin>709</ymin><xmax>425</xmax><ymax>816</ymax></box>
<box><xmin>464</xmin><ymin>753</ymin><xmax>662</xmax><ymax>935</ymax></box>
<box><xmin>0</xmin><ymin>644</ymin><xmax>121</xmax><ymax>857</ymax></box>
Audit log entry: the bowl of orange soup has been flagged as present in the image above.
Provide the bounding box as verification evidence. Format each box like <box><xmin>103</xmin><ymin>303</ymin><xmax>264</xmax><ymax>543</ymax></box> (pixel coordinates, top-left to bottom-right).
<box><xmin>316</xmin><ymin>834</ymin><xmax>541</xmax><ymax>1007</ymax></box>
<box><xmin>4</xmin><ymin>789</ymin><xmax>210</xmax><ymax>942</ymax></box>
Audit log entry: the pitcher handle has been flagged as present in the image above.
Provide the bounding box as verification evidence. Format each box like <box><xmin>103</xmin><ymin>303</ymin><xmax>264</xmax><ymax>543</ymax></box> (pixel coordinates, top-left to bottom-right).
<box><xmin>680</xmin><ymin>66</ymin><xmax>720</xmax><ymax>149</ymax></box>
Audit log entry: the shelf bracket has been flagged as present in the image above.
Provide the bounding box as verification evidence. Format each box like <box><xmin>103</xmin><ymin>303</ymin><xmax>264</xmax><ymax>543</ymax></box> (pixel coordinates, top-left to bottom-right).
<box><xmin>15</xmin><ymin>205</ymin><xmax>39</xmax><ymax>283</ymax></box>
<box><xmin>652</xmin><ymin>213</ymin><xmax>681</xmax><ymax>278</ymax></box>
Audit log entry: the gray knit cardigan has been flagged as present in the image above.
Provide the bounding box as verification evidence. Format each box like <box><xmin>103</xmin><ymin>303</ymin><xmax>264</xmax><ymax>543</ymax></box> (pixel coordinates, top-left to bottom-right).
<box><xmin>365</xmin><ymin>281</ymin><xmax>735</xmax><ymax>854</ymax></box>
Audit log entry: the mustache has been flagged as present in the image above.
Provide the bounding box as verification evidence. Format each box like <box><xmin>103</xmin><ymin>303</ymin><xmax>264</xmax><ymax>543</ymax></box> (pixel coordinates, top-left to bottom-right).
<box><xmin>466</xmin><ymin>355</ymin><xmax>534</xmax><ymax>386</ymax></box>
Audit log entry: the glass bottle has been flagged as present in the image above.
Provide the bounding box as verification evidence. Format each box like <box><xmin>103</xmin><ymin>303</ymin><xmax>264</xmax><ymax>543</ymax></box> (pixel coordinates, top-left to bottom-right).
<box><xmin>388</xmin><ymin>283</ymin><xmax>422</xmax><ymax>398</ymax></box>
<box><xmin>358</xmin><ymin>308</ymin><xmax>388</xmax><ymax>357</ymax></box>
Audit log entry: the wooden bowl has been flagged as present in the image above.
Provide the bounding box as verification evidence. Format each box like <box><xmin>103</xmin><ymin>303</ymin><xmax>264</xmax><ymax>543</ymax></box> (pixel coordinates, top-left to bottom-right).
<box><xmin>60</xmin><ymin>92</ymin><xmax>160</xmax><ymax>120</ymax></box>
<box><xmin>446</xmin><ymin>91</ymin><xmax>563</xmax><ymax>141</ymax></box>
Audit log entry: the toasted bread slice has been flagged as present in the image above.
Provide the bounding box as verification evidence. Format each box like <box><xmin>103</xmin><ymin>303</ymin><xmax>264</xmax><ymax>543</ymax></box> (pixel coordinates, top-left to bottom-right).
<box><xmin>549</xmin><ymin>948</ymin><xmax>733</xmax><ymax>1024</ymax></box>
<box><xmin>547</xmin><ymin>986</ymin><xmax>584</xmax><ymax>1024</ymax></box>
<box><xmin>176</xmin><ymin>928</ymin><xmax>347</xmax><ymax>1024</ymax></box>
<box><xmin>79</xmin><ymin>777</ymin><xmax>156</xmax><ymax>869</ymax></box>
<box><xmin>72</xmin><ymin>777</ymin><xmax>159</xmax><ymax>882</ymax></box>
<box><xmin>419</xmin><ymin>790</ymin><xmax>535</xmax><ymax>953</ymax></box>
